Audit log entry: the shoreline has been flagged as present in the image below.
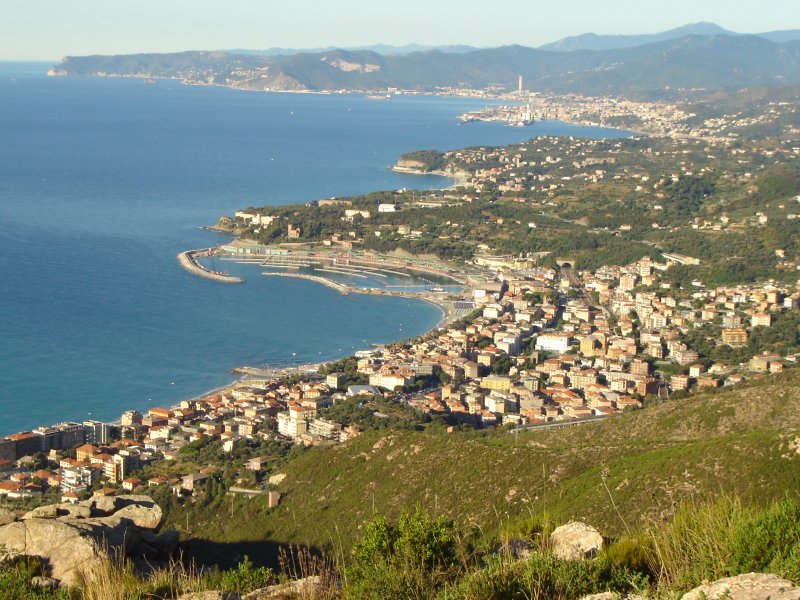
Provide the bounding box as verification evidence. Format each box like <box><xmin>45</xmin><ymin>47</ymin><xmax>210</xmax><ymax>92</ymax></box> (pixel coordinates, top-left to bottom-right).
<box><xmin>391</xmin><ymin>166</ymin><xmax>471</xmax><ymax>189</ymax></box>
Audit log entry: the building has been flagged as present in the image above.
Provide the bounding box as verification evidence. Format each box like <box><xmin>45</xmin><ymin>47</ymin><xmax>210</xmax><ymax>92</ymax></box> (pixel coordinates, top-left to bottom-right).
<box><xmin>84</xmin><ymin>421</ymin><xmax>114</xmax><ymax>445</ymax></box>
<box><xmin>480</xmin><ymin>375</ymin><xmax>513</xmax><ymax>392</ymax></box>
<box><xmin>751</xmin><ymin>313</ymin><xmax>772</xmax><ymax>327</ymax></box>
<box><xmin>721</xmin><ymin>328</ymin><xmax>748</xmax><ymax>347</ymax></box>
<box><xmin>326</xmin><ymin>373</ymin><xmax>346</xmax><ymax>390</ymax></box>
<box><xmin>535</xmin><ymin>333</ymin><xmax>572</xmax><ymax>354</ymax></box>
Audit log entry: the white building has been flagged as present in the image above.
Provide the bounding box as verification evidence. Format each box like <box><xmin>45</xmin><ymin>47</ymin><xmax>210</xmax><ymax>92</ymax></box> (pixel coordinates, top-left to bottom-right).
<box><xmin>535</xmin><ymin>333</ymin><xmax>572</xmax><ymax>354</ymax></box>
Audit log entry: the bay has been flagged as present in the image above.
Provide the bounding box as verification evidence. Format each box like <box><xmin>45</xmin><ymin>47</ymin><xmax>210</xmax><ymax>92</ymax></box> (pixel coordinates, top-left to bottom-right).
<box><xmin>0</xmin><ymin>62</ymin><xmax>628</xmax><ymax>435</ymax></box>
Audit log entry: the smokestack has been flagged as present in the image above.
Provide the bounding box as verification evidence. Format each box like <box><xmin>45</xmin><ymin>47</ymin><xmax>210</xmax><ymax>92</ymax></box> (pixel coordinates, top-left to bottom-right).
<box><xmin>518</xmin><ymin>75</ymin><xmax>523</xmax><ymax>94</ymax></box>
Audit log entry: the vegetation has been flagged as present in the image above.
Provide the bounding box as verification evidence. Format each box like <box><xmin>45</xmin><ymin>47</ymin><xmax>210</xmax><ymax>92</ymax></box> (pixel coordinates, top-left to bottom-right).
<box><xmin>10</xmin><ymin>495</ymin><xmax>800</xmax><ymax>598</ymax></box>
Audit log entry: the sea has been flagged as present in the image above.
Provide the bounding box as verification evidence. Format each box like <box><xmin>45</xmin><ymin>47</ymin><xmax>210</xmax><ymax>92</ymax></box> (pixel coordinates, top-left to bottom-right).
<box><xmin>0</xmin><ymin>62</ymin><xmax>630</xmax><ymax>435</ymax></box>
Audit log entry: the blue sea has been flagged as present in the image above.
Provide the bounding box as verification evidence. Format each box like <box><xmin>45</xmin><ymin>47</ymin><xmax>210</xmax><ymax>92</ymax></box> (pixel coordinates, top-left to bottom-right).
<box><xmin>0</xmin><ymin>62</ymin><xmax>629</xmax><ymax>435</ymax></box>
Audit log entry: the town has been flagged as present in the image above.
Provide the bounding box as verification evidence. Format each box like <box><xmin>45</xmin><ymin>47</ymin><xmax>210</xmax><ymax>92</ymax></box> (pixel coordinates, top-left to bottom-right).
<box><xmin>1</xmin><ymin>246</ymin><xmax>797</xmax><ymax>505</ymax></box>
<box><xmin>1</xmin><ymin>90</ymin><xmax>798</xmax><ymax>508</ymax></box>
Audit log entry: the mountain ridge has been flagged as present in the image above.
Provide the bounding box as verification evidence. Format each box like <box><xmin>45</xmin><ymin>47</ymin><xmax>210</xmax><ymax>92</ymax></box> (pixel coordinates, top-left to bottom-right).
<box><xmin>51</xmin><ymin>34</ymin><xmax>800</xmax><ymax>99</ymax></box>
<box><xmin>539</xmin><ymin>21</ymin><xmax>800</xmax><ymax>51</ymax></box>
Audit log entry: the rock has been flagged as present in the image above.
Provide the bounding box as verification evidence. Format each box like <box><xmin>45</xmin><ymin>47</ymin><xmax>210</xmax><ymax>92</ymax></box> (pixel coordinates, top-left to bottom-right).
<box><xmin>549</xmin><ymin>521</ymin><xmax>604</xmax><ymax>560</ymax></box>
<box><xmin>57</xmin><ymin>504</ymin><xmax>92</xmax><ymax>520</ymax></box>
<box><xmin>114</xmin><ymin>496</ymin><xmax>162</xmax><ymax>529</ymax></box>
<box><xmin>244</xmin><ymin>576</ymin><xmax>322</xmax><ymax>599</ymax></box>
<box><xmin>81</xmin><ymin>496</ymin><xmax>117</xmax><ymax>517</ymax></box>
<box><xmin>0</xmin><ymin>507</ymin><xmax>16</xmax><ymax>526</ymax></box>
<box><xmin>580</xmin><ymin>594</ymin><xmax>649</xmax><ymax>600</ymax></box>
<box><xmin>157</xmin><ymin>528</ymin><xmax>180</xmax><ymax>557</ymax></box>
<box><xmin>0</xmin><ymin>496</ymin><xmax>165</xmax><ymax>587</ymax></box>
<box><xmin>177</xmin><ymin>592</ymin><xmax>240</xmax><ymax>600</ymax></box>
<box><xmin>114</xmin><ymin>496</ymin><xmax>163</xmax><ymax>529</ymax></box>
<box><xmin>24</xmin><ymin>503</ymin><xmax>92</xmax><ymax>521</ymax></box>
<box><xmin>22</xmin><ymin>505</ymin><xmax>59</xmax><ymax>520</ymax></box>
<box><xmin>681</xmin><ymin>573</ymin><xmax>800</xmax><ymax>600</ymax></box>
<box><xmin>0</xmin><ymin>518</ymin><xmax>110</xmax><ymax>586</ymax></box>
<box><xmin>498</xmin><ymin>538</ymin><xmax>534</xmax><ymax>560</ymax></box>
<box><xmin>30</xmin><ymin>576</ymin><xmax>59</xmax><ymax>589</ymax></box>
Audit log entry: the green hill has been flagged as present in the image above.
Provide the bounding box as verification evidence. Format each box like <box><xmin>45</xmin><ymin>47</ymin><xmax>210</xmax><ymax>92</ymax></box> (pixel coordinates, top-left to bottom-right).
<box><xmin>163</xmin><ymin>369</ymin><xmax>800</xmax><ymax>568</ymax></box>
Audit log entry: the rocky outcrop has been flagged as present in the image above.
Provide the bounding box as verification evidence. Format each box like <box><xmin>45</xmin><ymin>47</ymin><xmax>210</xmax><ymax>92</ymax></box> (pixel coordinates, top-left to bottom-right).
<box><xmin>681</xmin><ymin>573</ymin><xmax>800</xmax><ymax>600</ymax></box>
<box><xmin>0</xmin><ymin>495</ymin><xmax>176</xmax><ymax>588</ymax></box>
<box><xmin>0</xmin><ymin>507</ymin><xmax>17</xmax><ymax>526</ymax></box>
<box><xmin>549</xmin><ymin>521</ymin><xmax>604</xmax><ymax>560</ymax></box>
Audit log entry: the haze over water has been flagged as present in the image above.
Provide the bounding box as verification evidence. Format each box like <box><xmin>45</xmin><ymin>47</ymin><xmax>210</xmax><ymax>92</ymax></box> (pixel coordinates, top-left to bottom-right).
<box><xmin>0</xmin><ymin>62</ymin><xmax>628</xmax><ymax>435</ymax></box>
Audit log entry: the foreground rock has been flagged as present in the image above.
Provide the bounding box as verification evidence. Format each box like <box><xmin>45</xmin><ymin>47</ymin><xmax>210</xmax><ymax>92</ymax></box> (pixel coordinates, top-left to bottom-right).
<box><xmin>681</xmin><ymin>573</ymin><xmax>800</xmax><ymax>600</ymax></box>
<box><xmin>176</xmin><ymin>577</ymin><xmax>325</xmax><ymax>600</ymax></box>
<box><xmin>0</xmin><ymin>495</ymin><xmax>175</xmax><ymax>587</ymax></box>
<box><xmin>580</xmin><ymin>594</ymin><xmax>648</xmax><ymax>600</ymax></box>
<box><xmin>549</xmin><ymin>521</ymin><xmax>604</xmax><ymax>560</ymax></box>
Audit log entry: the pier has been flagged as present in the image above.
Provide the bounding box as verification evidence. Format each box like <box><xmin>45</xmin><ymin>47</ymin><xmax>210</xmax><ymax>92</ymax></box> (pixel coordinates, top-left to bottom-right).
<box><xmin>177</xmin><ymin>249</ymin><xmax>243</xmax><ymax>284</ymax></box>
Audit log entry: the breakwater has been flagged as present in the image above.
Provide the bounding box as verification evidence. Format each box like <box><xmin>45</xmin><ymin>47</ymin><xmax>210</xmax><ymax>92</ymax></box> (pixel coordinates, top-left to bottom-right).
<box><xmin>262</xmin><ymin>271</ymin><xmax>350</xmax><ymax>293</ymax></box>
<box><xmin>178</xmin><ymin>249</ymin><xmax>244</xmax><ymax>283</ymax></box>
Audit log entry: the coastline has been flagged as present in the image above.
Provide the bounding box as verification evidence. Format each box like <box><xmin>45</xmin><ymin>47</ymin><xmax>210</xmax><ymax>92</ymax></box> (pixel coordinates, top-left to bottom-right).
<box><xmin>391</xmin><ymin>165</ymin><xmax>471</xmax><ymax>190</ymax></box>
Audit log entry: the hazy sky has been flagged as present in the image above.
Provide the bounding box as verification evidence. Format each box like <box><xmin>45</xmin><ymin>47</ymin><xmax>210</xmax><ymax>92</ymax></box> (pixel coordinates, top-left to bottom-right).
<box><xmin>2</xmin><ymin>0</ymin><xmax>798</xmax><ymax>60</ymax></box>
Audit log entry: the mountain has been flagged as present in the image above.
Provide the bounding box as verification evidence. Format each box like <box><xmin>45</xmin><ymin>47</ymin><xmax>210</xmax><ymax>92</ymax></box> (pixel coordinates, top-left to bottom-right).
<box><xmin>540</xmin><ymin>21</ymin><xmax>800</xmax><ymax>52</ymax></box>
<box><xmin>222</xmin><ymin>44</ymin><xmax>479</xmax><ymax>57</ymax></box>
<box><xmin>540</xmin><ymin>21</ymin><xmax>735</xmax><ymax>52</ymax></box>
<box><xmin>50</xmin><ymin>35</ymin><xmax>800</xmax><ymax>99</ymax></box>
<box><xmin>758</xmin><ymin>29</ymin><xmax>800</xmax><ymax>44</ymax></box>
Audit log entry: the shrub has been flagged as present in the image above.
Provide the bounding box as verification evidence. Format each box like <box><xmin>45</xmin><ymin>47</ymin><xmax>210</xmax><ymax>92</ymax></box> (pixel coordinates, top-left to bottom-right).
<box><xmin>345</xmin><ymin>507</ymin><xmax>462</xmax><ymax>599</ymax></box>
<box><xmin>449</xmin><ymin>551</ymin><xmax>646</xmax><ymax>600</ymax></box>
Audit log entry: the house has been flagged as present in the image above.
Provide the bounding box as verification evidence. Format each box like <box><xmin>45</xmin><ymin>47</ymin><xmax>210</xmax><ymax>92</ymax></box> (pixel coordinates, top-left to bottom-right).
<box><xmin>122</xmin><ymin>477</ymin><xmax>142</xmax><ymax>492</ymax></box>
<box><xmin>181</xmin><ymin>472</ymin><xmax>210</xmax><ymax>494</ymax></box>
<box><xmin>246</xmin><ymin>456</ymin><xmax>271</xmax><ymax>472</ymax></box>
<box><xmin>347</xmin><ymin>385</ymin><xmax>381</xmax><ymax>397</ymax></box>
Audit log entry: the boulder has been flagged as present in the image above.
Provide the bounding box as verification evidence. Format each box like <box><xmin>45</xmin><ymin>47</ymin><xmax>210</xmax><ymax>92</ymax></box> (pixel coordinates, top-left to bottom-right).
<box><xmin>57</xmin><ymin>504</ymin><xmax>92</xmax><ymax>520</ymax></box>
<box><xmin>244</xmin><ymin>576</ymin><xmax>322</xmax><ymax>599</ymax></box>
<box><xmin>23</xmin><ymin>503</ymin><xmax>92</xmax><ymax>521</ymax></box>
<box><xmin>681</xmin><ymin>573</ymin><xmax>800</xmax><ymax>600</ymax></box>
<box><xmin>156</xmin><ymin>528</ymin><xmax>180</xmax><ymax>557</ymax></box>
<box><xmin>580</xmin><ymin>594</ymin><xmax>649</xmax><ymax>600</ymax></box>
<box><xmin>0</xmin><ymin>496</ymin><xmax>160</xmax><ymax>587</ymax></box>
<box><xmin>177</xmin><ymin>593</ymin><xmax>240</xmax><ymax>600</ymax></box>
<box><xmin>0</xmin><ymin>518</ymin><xmax>113</xmax><ymax>586</ymax></box>
<box><xmin>30</xmin><ymin>576</ymin><xmax>59</xmax><ymax>589</ymax></box>
<box><xmin>0</xmin><ymin>507</ymin><xmax>17</xmax><ymax>526</ymax></box>
<box><xmin>114</xmin><ymin>495</ymin><xmax>163</xmax><ymax>529</ymax></box>
<box><xmin>549</xmin><ymin>521</ymin><xmax>604</xmax><ymax>560</ymax></box>
<box><xmin>22</xmin><ymin>504</ymin><xmax>59</xmax><ymax>520</ymax></box>
<box><xmin>85</xmin><ymin>495</ymin><xmax>119</xmax><ymax>516</ymax></box>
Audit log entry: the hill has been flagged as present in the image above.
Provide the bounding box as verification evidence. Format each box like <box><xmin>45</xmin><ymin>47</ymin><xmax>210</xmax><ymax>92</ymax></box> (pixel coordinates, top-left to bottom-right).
<box><xmin>540</xmin><ymin>22</ymin><xmax>800</xmax><ymax>52</ymax></box>
<box><xmin>539</xmin><ymin>21</ymin><xmax>735</xmax><ymax>52</ymax></box>
<box><xmin>50</xmin><ymin>35</ymin><xmax>800</xmax><ymax>99</ymax></box>
<box><xmin>162</xmin><ymin>369</ymin><xmax>800</xmax><ymax>568</ymax></box>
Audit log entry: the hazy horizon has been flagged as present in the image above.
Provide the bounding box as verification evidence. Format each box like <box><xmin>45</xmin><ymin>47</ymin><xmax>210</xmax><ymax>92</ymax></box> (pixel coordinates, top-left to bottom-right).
<box><xmin>2</xmin><ymin>0</ymin><xmax>799</xmax><ymax>61</ymax></box>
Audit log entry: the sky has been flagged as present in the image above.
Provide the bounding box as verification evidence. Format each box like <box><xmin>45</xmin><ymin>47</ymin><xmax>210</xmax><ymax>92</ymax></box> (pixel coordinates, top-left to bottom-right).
<box><xmin>1</xmin><ymin>0</ymin><xmax>799</xmax><ymax>61</ymax></box>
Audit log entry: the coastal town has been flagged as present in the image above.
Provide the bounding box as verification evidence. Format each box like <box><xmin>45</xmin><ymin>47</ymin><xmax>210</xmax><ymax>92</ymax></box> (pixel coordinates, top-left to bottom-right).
<box><xmin>2</xmin><ymin>76</ymin><xmax>798</xmax><ymax>510</ymax></box>
<box><xmin>2</xmin><ymin>239</ymin><xmax>798</xmax><ymax>504</ymax></box>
